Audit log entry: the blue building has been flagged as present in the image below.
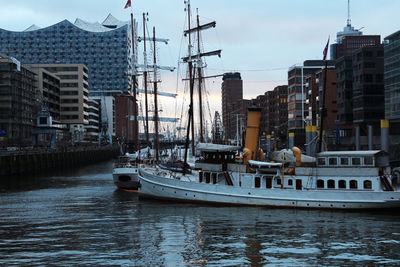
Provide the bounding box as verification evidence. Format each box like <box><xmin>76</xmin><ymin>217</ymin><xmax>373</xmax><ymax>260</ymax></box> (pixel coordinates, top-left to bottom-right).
<box><xmin>0</xmin><ymin>14</ymin><xmax>133</xmax><ymax>97</ymax></box>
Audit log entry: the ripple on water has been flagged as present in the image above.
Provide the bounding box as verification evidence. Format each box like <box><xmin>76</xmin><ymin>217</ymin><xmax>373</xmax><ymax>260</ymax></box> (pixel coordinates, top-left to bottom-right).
<box><xmin>326</xmin><ymin>253</ymin><xmax>400</xmax><ymax>264</ymax></box>
<box><xmin>260</xmin><ymin>247</ymin><xmax>322</xmax><ymax>255</ymax></box>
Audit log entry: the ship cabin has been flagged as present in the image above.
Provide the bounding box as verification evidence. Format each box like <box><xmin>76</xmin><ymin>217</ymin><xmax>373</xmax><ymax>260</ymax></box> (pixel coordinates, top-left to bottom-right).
<box><xmin>195</xmin><ymin>143</ymin><xmax>241</xmax><ymax>185</ymax></box>
<box><xmin>314</xmin><ymin>150</ymin><xmax>389</xmax><ymax>169</ymax></box>
<box><xmin>260</xmin><ymin>150</ymin><xmax>394</xmax><ymax>192</ymax></box>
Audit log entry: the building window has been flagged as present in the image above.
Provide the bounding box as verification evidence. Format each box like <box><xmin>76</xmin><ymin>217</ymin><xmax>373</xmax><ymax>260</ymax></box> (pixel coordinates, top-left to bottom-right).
<box><xmin>317</xmin><ymin>179</ymin><xmax>324</xmax><ymax>189</ymax></box>
<box><xmin>350</xmin><ymin>180</ymin><xmax>358</xmax><ymax>189</ymax></box>
<box><xmin>338</xmin><ymin>180</ymin><xmax>346</xmax><ymax>189</ymax></box>
<box><xmin>364</xmin><ymin>180</ymin><xmax>372</xmax><ymax>190</ymax></box>
<box><xmin>327</xmin><ymin>179</ymin><xmax>335</xmax><ymax>189</ymax></box>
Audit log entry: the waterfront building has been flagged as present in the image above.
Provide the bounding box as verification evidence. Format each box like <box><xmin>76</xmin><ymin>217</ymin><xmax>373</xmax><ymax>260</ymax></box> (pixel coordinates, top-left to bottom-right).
<box><xmin>115</xmin><ymin>96</ymin><xmax>138</xmax><ymax>144</ymax></box>
<box><xmin>0</xmin><ymin>54</ymin><xmax>36</xmax><ymax>146</ymax></box>
<box><xmin>28</xmin><ymin>66</ymin><xmax>61</xmax><ymax>123</ymax></box>
<box><xmin>316</xmin><ymin>68</ymin><xmax>338</xmax><ymax>146</ymax></box>
<box><xmin>335</xmin><ymin>38</ymin><xmax>381</xmax><ymax>130</ymax></box>
<box><xmin>330</xmin><ymin>24</ymin><xmax>362</xmax><ymax>60</ymax></box>
<box><xmin>221</xmin><ymin>72</ymin><xmax>243</xmax><ymax>142</ymax></box>
<box><xmin>0</xmin><ymin>15</ymin><xmax>132</xmax><ymax>97</ymax></box>
<box><xmin>263</xmin><ymin>86</ymin><xmax>288</xmax><ymax>146</ymax></box>
<box><xmin>86</xmin><ymin>98</ymin><xmax>101</xmax><ymax>140</ymax></box>
<box><xmin>384</xmin><ymin>30</ymin><xmax>400</xmax><ymax>123</ymax></box>
<box><xmin>0</xmin><ymin>15</ymin><xmax>134</xmax><ymax>141</ymax></box>
<box><xmin>287</xmin><ymin>60</ymin><xmax>334</xmax><ymax>146</ymax></box>
<box><xmin>28</xmin><ymin>64</ymin><xmax>89</xmax><ymax>140</ymax></box>
<box><xmin>352</xmin><ymin>44</ymin><xmax>384</xmax><ymax>127</ymax></box>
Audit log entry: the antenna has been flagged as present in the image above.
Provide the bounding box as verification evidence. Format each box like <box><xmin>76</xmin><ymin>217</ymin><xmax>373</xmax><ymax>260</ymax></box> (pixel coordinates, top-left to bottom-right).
<box><xmin>347</xmin><ymin>0</ymin><xmax>351</xmax><ymax>26</ymax></box>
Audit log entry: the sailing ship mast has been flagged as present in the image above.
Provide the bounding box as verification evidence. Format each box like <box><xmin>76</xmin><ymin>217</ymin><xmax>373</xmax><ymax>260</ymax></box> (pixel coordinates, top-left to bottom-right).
<box><xmin>196</xmin><ymin>9</ymin><xmax>204</xmax><ymax>143</ymax></box>
<box><xmin>183</xmin><ymin>0</ymin><xmax>221</xmax><ymax>169</ymax></box>
<box><xmin>142</xmin><ymin>13</ymin><xmax>150</xmax><ymax>147</ymax></box>
<box><xmin>152</xmin><ymin>26</ymin><xmax>160</xmax><ymax>162</ymax></box>
<box><xmin>138</xmin><ymin>14</ymin><xmax>175</xmax><ymax>162</ymax></box>
<box><xmin>183</xmin><ymin>0</ymin><xmax>195</xmax><ymax>164</ymax></box>
<box><xmin>130</xmin><ymin>11</ymin><xmax>139</xmax><ymax>151</ymax></box>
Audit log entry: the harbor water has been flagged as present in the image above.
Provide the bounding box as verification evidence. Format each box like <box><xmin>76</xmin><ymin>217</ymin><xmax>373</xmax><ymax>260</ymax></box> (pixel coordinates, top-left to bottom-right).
<box><xmin>1</xmin><ymin>160</ymin><xmax>400</xmax><ymax>266</ymax></box>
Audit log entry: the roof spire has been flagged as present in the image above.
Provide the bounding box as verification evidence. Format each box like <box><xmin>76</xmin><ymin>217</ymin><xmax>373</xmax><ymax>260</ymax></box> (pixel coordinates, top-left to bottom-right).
<box><xmin>347</xmin><ymin>0</ymin><xmax>351</xmax><ymax>26</ymax></box>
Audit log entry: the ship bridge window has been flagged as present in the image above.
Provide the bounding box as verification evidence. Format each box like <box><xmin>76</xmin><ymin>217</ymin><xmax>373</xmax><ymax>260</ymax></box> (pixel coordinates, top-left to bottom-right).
<box><xmin>288</xmin><ymin>179</ymin><xmax>293</xmax><ymax>186</ymax></box>
<box><xmin>363</xmin><ymin>180</ymin><xmax>372</xmax><ymax>190</ymax></box>
<box><xmin>350</xmin><ymin>180</ymin><xmax>358</xmax><ymax>189</ymax></box>
<box><xmin>339</xmin><ymin>180</ymin><xmax>346</xmax><ymax>189</ymax></box>
<box><xmin>317</xmin><ymin>179</ymin><xmax>324</xmax><ymax>188</ymax></box>
<box><xmin>340</xmin><ymin>157</ymin><xmax>349</xmax><ymax>166</ymax></box>
<box><xmin>352</xmin><ymin>157</ymin><xmax>361</xmax><ymax>166</ymax></box>
<box><xmin>364</xmin><ymin>156</ymin><xmax>374</xmax><ymax>166</ymax></box>
<box><xmin>327</xmin><ymin>179</ymin><xmax>335</xmax><ymax>189</ymax></box>
<box><xmin>329</xmin><ymin>157</ymin><xmax>338</xmax><ymax>166</ymax></box>
<box><xmin>254</xmin><ymin>177</ymin><xmax>261</xmax><ymax>188</ymax></box>
<box><xmin>318</xmin><ymin>158</ymin><xmax>326</xmax><ymax>166</ymax></box>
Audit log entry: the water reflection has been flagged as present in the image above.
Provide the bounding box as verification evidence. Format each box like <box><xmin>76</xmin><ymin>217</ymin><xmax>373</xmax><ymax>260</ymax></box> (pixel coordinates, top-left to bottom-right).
<box><xmin>0</xmin><ymin>160</ymin><xmax>400</xmax><ymax>266</ymax></box>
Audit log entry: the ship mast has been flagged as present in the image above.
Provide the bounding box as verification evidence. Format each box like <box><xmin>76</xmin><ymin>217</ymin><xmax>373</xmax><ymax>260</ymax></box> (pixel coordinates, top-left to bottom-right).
<box><xmin>196</xmin><ymin>9</ymin><xmax>204</xmax><ymax>143</ymax></box>
<box><xmin>142</xmin><ymin>13</ymin><xmax>150</xmax><ymax>147</ymax></box>
<box><xmin>153</xmin><ymin>26</ymin><xmax>160</xmax><ymax>162</ymax></box>
<box><xmin>183</xmin><ymin>0</ymin><xmax>221</xmax><ymax>171</ymax></box>
<box><xmin>130</xmin><ymin>12</ymin><xmax>139</xmax><ymax>151</ymax></box>
<box><xmin>184</xmin><ymin>0</ymin><xmax>195</xmax><ymax>166</ymax></box>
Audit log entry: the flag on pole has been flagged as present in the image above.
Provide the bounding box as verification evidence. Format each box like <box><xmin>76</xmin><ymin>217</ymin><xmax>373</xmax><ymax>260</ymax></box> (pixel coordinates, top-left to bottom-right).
<box><xmin>124</xmin><ymin>0</ymin><xmax>132</xmax><ymax>9</ymax></box>
<box><xmin>323</xmin><ymin>37</ymin><xmax>330</xmax><ymax>60</ymax></box>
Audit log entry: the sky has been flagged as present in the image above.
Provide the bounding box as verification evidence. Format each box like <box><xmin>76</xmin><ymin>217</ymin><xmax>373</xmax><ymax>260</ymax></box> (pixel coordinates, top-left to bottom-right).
<box><xmin>0</xmin><ymin>0</ymin><xmax>399</xmax><ymax>127</ymax></box>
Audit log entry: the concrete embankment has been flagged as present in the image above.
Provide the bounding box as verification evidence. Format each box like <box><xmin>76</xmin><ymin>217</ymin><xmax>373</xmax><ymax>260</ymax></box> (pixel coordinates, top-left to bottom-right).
<box><xmin>0</xmin><ymin>146</ymin><xmax>119</xmax><ymax>177</ymax></box>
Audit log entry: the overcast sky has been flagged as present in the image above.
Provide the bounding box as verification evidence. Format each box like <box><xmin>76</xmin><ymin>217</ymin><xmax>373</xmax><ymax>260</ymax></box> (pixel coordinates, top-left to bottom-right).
<box><xmin>0</xmin><ymin>0</ymin><xmax>399</xmax><ymax>123</ymax></box>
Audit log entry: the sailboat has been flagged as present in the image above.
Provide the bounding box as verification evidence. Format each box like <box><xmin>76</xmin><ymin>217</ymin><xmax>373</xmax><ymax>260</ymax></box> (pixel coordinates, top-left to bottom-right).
<box><xmin>136</xmin><ymin>1</ymin><xmax>400</xmax><ymax>209</ymax></box>
<box><xmin>113</xmin><ymin>9</ymin><xmax>173</xmax><ymax>191</ymax></box>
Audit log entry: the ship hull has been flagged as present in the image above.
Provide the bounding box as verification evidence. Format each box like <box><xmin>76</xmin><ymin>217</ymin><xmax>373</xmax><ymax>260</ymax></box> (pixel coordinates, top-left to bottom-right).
<box><xmin>113</xmin><ymin>167</ymin><xmax>140</xmax><ymax>191</ymax></box>
<box><xmin>138</xmin><ymin>168</ymin><xmax>400</xmax><ymax>209</ymax></box>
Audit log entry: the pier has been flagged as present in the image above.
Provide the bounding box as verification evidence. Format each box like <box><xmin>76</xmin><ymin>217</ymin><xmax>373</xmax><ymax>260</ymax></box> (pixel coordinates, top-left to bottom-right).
<box><xmin>0</xmin><ymin>146</ymin><xmax>119</xmax><ymax>177</ymax></box>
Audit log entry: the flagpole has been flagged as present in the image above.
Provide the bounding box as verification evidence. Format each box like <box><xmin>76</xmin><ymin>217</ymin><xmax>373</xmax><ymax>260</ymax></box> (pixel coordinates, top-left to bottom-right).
<box><xmin>318</xmin><ymin>37</ymin><xmax>329</xmax><ymax>153</ymax></box>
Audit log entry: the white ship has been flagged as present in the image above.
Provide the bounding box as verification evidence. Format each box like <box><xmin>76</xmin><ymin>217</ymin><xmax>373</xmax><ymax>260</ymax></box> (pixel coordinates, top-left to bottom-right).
<box><xmin>138</xmin><ymin>144</ymin><xmax>400</xmax><ymax>209</ymax></box>
<box><xmin>113</xmin><ymin>154</ymin><xmax>140</xmax><ymax>191</ymax></box>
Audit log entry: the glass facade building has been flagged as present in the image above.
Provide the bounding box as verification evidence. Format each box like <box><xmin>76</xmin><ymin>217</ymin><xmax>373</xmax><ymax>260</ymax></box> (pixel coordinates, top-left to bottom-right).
<box><xmin>385</xmin><ymin>30</ymin><xmax>400</xmax><ymax>121</ymax></box>
<box><xmin>0</xmin><ymin>15</ymin><xmax>133</xmax><ymax>97</ymax></box>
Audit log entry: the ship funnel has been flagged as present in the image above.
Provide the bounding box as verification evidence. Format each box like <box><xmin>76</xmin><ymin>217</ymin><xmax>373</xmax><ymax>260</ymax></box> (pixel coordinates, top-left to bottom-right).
<box><xmin>243</xmin><ymin>107</ymin><xmax>262</xmax><ymax>166</ymax></box>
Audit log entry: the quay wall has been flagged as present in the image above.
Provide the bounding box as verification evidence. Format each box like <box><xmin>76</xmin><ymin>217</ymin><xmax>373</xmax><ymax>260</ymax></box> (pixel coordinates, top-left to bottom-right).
<box><xmin>0</xmin><ymin>146</ymin><xmax>119</xmax><ymax>177</ymax></box>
